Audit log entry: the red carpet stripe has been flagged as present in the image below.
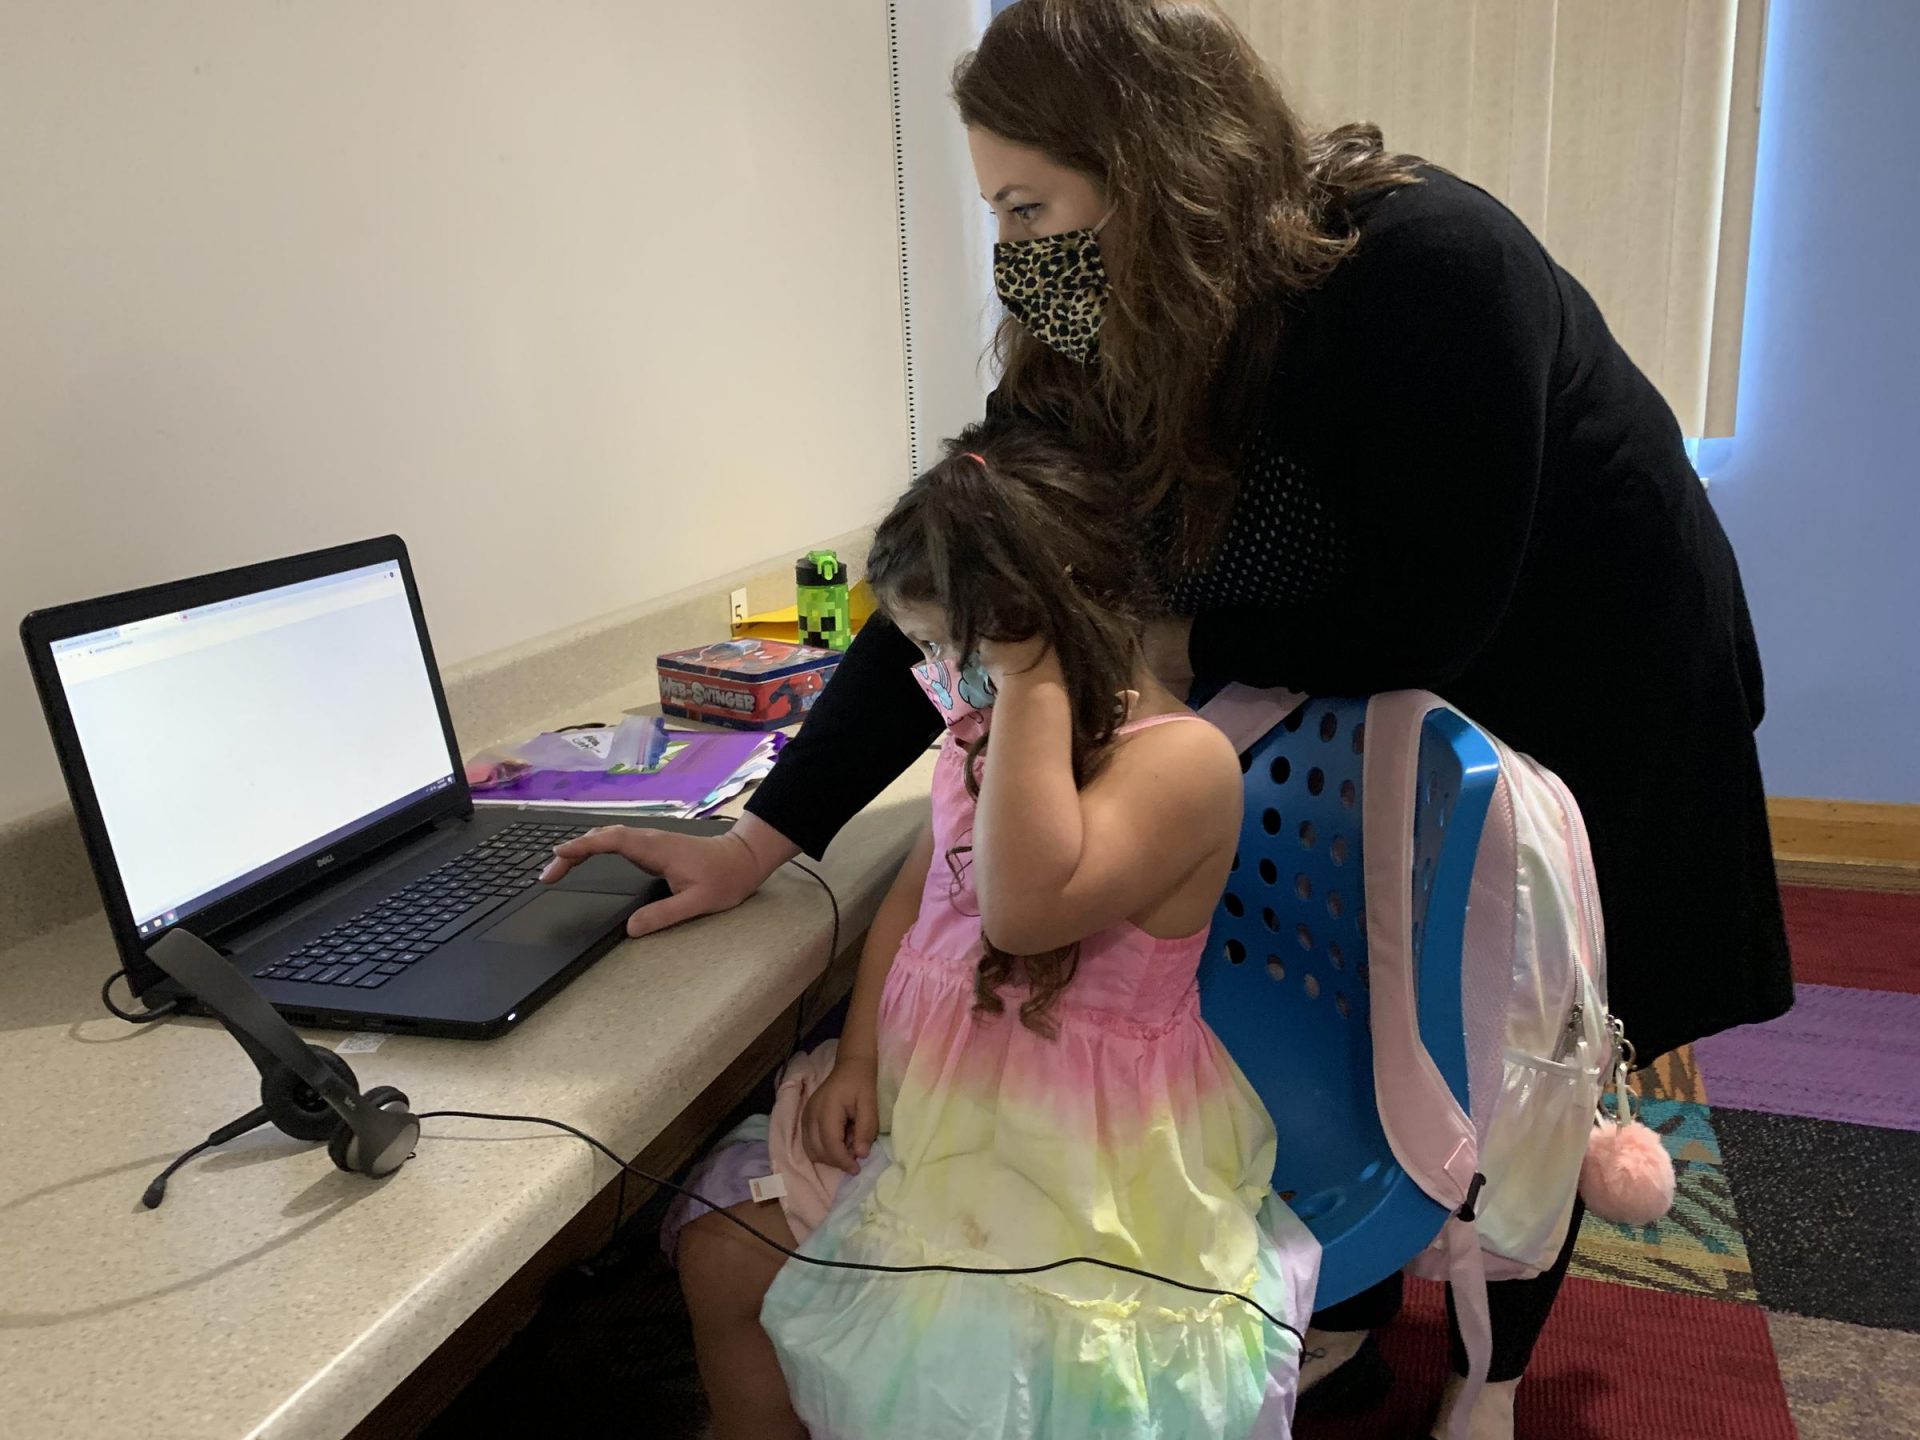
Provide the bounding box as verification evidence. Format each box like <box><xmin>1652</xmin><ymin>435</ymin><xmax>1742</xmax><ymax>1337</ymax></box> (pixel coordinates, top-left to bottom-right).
<box><xmin>1779</xmin><ymin>884</ymin><xmax>1920</xmax><ymax>993</ymax></box>
<box><xmin>1296</xmin><ymin>1277</ymin><xmax>1796</xmax><ymax>1440</ymax></box>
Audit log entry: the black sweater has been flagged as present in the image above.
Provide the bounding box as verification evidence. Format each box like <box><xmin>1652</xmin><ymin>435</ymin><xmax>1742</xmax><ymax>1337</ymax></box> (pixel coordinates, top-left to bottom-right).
<box><xmin>749</xmin><ymin>170</ymin><xmax>1791</xmax><ymax>1061</ymax></box>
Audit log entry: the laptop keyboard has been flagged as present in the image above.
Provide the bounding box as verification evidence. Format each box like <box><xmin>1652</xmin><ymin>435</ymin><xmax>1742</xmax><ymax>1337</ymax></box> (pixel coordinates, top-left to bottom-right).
<box><xmin>253</xmin><ymin>821</ymin><xmax>592</xmax><ymax>990</ymax></box>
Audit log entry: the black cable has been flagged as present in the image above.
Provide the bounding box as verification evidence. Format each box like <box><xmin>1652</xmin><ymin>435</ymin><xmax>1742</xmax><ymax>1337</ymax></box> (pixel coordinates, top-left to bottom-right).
<box><xmin>572</xmin><ymin>856</ymin><xmax>837</xmax><ymax>1274</ymax></box>
<box><xmin>118</xmin><ymin>857</ymin><xmax>1296</xmax><ymax>1339</ymax></box>
<box><xmin>101</xmin><ymin>968</ymin><xmax>180</xmax><ymax>1024</ymax></box>
<box><xmin>785</xmin><ymin>860</ymin><xmax>840</xmax><ymax>1055</ymax></box>
<box><xmin>414</xmin><ymin>1108</ymin><xmax>1303</xmax><ymax>1343</ymax></box>
<box><xmin>572</xmin><ymin>1164</ymin><xmax>629</xmax><ymax>1277</ymax></box>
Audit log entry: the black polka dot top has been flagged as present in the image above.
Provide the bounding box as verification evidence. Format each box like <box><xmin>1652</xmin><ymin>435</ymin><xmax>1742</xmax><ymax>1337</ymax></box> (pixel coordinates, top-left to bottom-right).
<box><xmin>1165</xmin><ymin>430</ymin><xmax>1353</xmax><ymax>613</ymax></box>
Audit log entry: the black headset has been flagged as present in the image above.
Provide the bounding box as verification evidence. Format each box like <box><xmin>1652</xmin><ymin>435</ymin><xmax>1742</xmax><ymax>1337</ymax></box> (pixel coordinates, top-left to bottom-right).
<box><xmin>145</xmin><ymin>929</ymin><xmax>420</xmax><ymax>1185</ymax></box>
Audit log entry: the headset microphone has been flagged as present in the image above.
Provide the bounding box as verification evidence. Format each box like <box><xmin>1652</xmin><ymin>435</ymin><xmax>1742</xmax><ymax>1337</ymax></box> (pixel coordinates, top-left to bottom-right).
<box><xmin>144</xmin><ymin>930</ymin><xmax>419</xmax><ymax>1187</ymax></box>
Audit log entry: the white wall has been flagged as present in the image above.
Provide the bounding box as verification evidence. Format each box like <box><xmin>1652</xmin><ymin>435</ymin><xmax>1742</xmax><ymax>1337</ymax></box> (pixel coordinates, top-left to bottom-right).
<box><xmin>0</xmin><ymin>1</ymin><xmax>910</xmax><ymax>823</ymax></box>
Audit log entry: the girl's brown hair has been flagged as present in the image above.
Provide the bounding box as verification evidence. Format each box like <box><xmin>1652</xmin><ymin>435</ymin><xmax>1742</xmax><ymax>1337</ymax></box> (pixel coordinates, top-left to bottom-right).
<box><xmin>867</xmin><ymin>422</ymin><xmax>1148</xmax><ymax>1034</ymax></box>
<box><xmin>954</xmin><ymin>0</ymin><xmax>1421</xmax><ymax>563</ymax></box>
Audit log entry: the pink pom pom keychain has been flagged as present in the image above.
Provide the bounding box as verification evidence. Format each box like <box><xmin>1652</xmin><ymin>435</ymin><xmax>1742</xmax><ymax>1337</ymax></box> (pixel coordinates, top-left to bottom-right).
<box><xmin>1579</xmin><ymin>1020</ymin><xmax>1676</xmax><ymax>1226</ymax></box>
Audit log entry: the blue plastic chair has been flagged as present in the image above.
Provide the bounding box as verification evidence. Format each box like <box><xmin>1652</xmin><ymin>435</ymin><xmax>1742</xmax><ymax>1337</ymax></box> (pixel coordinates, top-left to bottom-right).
<box><xmin>1197</xmin><ymin>696</ymin><xmax>1501</xmax><ymax>1305</ymax></box>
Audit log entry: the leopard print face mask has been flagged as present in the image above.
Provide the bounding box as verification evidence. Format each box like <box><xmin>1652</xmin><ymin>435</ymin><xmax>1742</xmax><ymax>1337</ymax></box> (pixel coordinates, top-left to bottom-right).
<box><xmin>993</xmin><ymin>215</ymin><xmax>1111</xmax><ymax>366</ymax></box>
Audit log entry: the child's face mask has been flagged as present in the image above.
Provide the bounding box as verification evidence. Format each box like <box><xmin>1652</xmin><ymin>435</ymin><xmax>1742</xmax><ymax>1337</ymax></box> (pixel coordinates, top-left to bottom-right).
<box><xmin>911</xmin><ymin>652</ymin><xmax>996</xmax><ymax>744</ymax></box>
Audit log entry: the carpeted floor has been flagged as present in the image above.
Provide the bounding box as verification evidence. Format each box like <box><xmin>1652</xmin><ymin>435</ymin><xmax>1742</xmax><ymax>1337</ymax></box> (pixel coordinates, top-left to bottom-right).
<box><xmin>425</xmin><ymin>883</ymin><xmax>1920</xmax><ymax>1438</ymax></box>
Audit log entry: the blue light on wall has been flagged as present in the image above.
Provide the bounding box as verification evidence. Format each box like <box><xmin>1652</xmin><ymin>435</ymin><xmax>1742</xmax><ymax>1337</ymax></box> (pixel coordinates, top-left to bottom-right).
<box><xmin>1707</xmin><ymin>0</ymin><xmax>1920</xmax><ymax>801</ymax></box>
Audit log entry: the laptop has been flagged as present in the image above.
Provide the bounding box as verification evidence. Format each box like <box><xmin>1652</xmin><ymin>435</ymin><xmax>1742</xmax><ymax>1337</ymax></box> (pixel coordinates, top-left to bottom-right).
<box><xmin>20</xmin><ymin>535</ymin><xmax>715</xmax><ymax>1038</ymax></box>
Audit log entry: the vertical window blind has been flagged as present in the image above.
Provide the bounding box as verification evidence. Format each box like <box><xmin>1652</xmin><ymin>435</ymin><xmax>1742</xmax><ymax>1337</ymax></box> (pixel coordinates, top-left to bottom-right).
<box><xmin>1216</xmin><ymin>0</ymin><xmax>1766</xmax><ymax>437</ymax></box>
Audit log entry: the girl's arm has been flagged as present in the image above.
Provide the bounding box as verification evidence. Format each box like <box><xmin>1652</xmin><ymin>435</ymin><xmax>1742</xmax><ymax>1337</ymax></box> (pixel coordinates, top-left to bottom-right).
<box><xmin>972</xmin><ymin>647</ymin><xmax>1242</xmax><ymax>956</ymax></box>
<box><xmin>838</xmin><ymin>819</ymin><xmax>935</xmax><ymax>1061</ymax></box>
<box><xmin>804</xmin><ymin>818</ymin><xmax>934</xmax><ymax>1173</ymax></box>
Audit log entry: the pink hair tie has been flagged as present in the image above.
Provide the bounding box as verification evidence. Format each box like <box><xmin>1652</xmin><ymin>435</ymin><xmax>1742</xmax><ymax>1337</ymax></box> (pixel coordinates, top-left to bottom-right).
<box><xmin>963</xmin><ymin>452</ymin><xmax>987</xmax><ymax>466</ymax></box>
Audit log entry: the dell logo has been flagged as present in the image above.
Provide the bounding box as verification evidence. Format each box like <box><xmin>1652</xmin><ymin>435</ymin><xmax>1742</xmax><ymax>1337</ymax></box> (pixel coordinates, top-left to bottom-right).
<box><xmin>315</xmin><ymin>853</ymin><xmax>336</xmax><ymax>869</ymax></box>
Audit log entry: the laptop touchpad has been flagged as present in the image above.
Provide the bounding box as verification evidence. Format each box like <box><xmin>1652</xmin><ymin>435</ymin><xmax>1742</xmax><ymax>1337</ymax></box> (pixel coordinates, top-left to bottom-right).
<box><xmin>551</xmin><ymin>851</ymin><xmax>666</xmax><ymax>898</ymax></box>
<box><xmin>479</xmin><ymin>891</ymin><xmax>636</xmax><ymax>948</ymax></box>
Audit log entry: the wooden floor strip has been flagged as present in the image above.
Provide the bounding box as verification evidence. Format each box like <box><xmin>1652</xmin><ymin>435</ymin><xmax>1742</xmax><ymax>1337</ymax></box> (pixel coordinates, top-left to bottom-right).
<box><xmin>1770</xmin><ymin>798</ymin><xmax>1920</xmax><ymax>894</ymax></box>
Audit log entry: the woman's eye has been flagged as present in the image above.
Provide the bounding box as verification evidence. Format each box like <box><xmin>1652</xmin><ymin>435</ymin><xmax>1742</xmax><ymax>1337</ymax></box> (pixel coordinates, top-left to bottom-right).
<box><xmin>1010</xmin><ymin>203</ymin><xmax>1041</xmax><ymax>223</ymax></box>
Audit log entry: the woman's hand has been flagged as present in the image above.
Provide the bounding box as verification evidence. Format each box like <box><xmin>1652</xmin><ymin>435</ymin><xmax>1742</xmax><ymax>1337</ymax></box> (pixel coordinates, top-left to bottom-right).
<box><xmin>802</xmin><ymin>1052</ymin><xmax>879</xmax><ymax>1175</ymax></box>
<box><xmin>540</xmin><ymin>812</ymin><xmax>797</xmax><ymax>937</ymax></box>
<box><xmin>1142</xmin><ymin>615</ymin><xmax>1195</xmax><ymax>698</ymax></box>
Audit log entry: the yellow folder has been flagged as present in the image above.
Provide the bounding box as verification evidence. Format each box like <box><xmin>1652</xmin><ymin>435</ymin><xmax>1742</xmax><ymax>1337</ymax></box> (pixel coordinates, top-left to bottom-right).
<box><xmin>731</xmin><ymin>578</ymin><xmax>878</xmax><ymax>643</ymax></box>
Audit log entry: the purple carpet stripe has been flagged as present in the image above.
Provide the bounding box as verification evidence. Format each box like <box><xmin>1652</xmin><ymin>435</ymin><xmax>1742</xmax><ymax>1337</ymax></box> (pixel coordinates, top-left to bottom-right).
<box><xmin>1693</xmin><ymin>983</ymin><xmax>1920</xmax><ymax>1131</ymax></box>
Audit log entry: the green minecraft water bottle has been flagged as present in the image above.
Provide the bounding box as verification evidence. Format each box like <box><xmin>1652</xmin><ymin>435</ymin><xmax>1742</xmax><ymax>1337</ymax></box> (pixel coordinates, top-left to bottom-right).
<box><xmin>796</xmin><ymin>549</ymin><xmax>851</xmax><ymax>652</ymax></box>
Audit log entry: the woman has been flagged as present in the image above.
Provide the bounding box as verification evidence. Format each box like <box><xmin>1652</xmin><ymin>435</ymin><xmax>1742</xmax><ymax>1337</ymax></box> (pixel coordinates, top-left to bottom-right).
<box><xmin>547</xmin><ymin>3</ymin><xmax>1792</xmax><ymax>1435</ymax></box>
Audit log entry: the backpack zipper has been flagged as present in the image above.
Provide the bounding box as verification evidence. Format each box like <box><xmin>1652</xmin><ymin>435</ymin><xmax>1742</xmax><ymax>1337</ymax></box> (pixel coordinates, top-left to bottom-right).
<box><xmin>1503</xmin><ymin>745</ymin><xmax>1602</xmax><ymax>1066</ymax></box>
<box><xmin>1552</xmin><ymin>1002</ymin><xmax>1585</xmax><ymax>1062</ymax></box>
<box><xmin>1540</xmin><ymin>766</ymin><xmax>1606</xmax><ymax>976</ymax></box>
<box><xmin>1540</xmin><ymin>766</ymin><xmax>1604</xmax><ymax>1070</ymax></box>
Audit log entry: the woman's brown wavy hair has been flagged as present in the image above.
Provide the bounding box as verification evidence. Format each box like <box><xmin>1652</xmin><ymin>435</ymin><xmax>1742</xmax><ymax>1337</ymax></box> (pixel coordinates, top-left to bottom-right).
<box><xmin>954</xmin><ymin>0</ymin><xmax>1421</xmax><ymax>564</ymax></box>
<box><xmin>866</xmin><ymin>421</ymin><xmax>1149</xmax><ymax>1035</ymax></box>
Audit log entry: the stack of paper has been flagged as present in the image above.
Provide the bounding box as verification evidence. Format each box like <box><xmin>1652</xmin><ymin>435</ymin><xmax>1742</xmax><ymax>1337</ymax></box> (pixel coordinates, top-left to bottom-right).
<box><xmin>471</xmin><ymin>726</ymin><xmax>784</xmax><ymax>819</ymax></box>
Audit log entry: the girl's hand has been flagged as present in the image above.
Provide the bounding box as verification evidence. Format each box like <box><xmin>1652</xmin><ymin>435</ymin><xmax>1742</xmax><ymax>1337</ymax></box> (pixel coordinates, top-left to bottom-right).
<box><xmin>801</xmin><ymin>1052</ymin><xmax>879</xmax><ymax>1175</ymax></box>
<box><xmin>977</xmin><ymin>635</ymin><xmax>1060</xmax><ymax>687</ymax></box>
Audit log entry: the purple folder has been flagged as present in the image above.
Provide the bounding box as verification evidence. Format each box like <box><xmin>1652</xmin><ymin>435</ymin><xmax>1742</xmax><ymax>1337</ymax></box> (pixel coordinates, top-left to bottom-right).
<box><xmin>473</xmin><ymin>729</ymin><xmax>783</xmax><ymax>814</ymax></box>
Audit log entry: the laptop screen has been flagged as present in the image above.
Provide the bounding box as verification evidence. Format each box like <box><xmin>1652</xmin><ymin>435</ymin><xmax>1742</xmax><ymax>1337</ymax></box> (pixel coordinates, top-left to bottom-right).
<box><xmin>47</xmin><ymin>559</ymin><xmax>457</xmax><ymax>936</ymax></box>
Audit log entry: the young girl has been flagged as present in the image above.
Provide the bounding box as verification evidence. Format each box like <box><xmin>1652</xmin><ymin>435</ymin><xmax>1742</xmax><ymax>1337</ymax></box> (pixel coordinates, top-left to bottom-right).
<box><xmin>667</xmin><ymin>424</ymin><xmax>1317</xmax><ymax>1439</ymax></box>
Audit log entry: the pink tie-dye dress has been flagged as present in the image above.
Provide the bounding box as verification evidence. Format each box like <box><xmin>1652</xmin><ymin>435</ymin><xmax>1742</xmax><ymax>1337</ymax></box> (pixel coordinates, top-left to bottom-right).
<box><xmin>759</xmin><ymin>708</ymin><xmax>1319</xmax><ymax>1439</ymax></box>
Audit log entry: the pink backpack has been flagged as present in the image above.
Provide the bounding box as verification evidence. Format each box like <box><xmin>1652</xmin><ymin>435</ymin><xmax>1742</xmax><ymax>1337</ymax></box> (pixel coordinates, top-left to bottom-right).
<box><xmin>1201</xmin><ymin>687</ymin><xmax>1624</xmax><ymax>1438</ymax></box>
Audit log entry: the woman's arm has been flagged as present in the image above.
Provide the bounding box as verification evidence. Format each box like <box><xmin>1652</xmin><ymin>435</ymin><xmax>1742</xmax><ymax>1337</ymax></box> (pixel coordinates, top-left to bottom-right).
<box><xmin>1190</xmin><ymin>186</ymin><xmax>1560</xmax><ymax>696</ymax></box>
<box><xmin>971</xmin><ymin>645</ymin><xmax>1241</xmax><ymax>955</ymax></box>
<box><xmin>746</xmin><ymin>617</ymin><xmax>942</xmax><ymax>859</ymax></box>
<box><xmin>546</xmin><ymin>619</ymin><xmax>938</xmax><ymax>934</ymax></box>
